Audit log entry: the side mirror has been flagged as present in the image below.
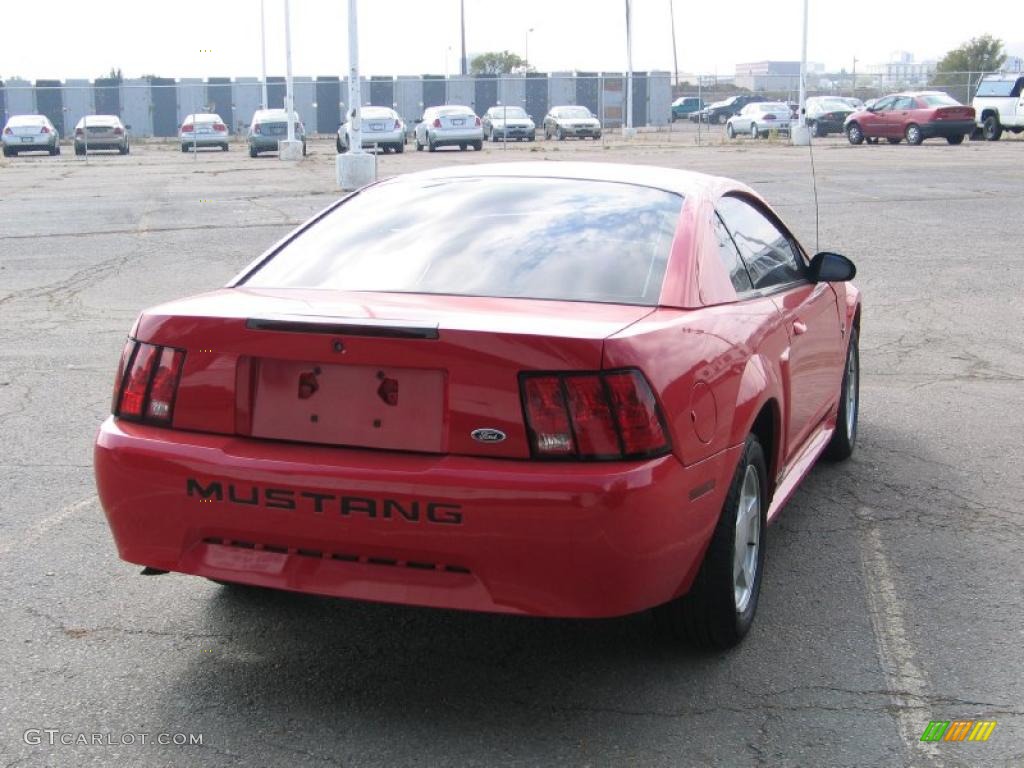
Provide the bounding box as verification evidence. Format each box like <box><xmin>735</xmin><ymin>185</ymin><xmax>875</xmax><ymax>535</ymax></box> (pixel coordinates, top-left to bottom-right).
<box><xmin>125</xmin><ymin>124</ymin><xmax>132</xmax><ymax>130</ymax></box>
<box><xmin>808</xmin><ymin>252</ymin><xmax>856</xmax><ymax>282</ymax></box>
<box><xmin>414</xmin><ymin>118</ymin><xmax>423</xmax><ymax>124</ymax></box>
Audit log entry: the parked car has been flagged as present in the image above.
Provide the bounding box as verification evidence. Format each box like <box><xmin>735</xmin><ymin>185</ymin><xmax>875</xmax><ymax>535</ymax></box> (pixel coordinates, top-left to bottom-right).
<box><xmin>726</xmin><ymin>102</ymin><xmax>793</xmax><ymax>138</ymax></box>
<box><xmin>414</xmin><ymin>105</ymin><xmax>483</xmax><ymax>152</ymax></box>
<box><xmin>971</xmin><ymin>73</ymin><xmax>1024</xmax><ymax>141</ymax></box>
<box><xmin>804</xmin><ymin>97</ymin><xmax>856</xmax><ymax>137</ymax></box>
<box><xmin>73</xmin><ymin>115</ymin><xmax>129</xmax><ymax>155</ymax></box>
<box><xmin>542</xmin><ymin>105</ymin><xmax>602</xmax><ymax>140</ymax></box>
<box><xmin>838</xmin><ymin>97</ymin><xmax>865</xmax><ymax>111</ymax></box>
<box><xmin>179</xmin><ymin>113</ymin><xmax>230</xmax><ymax>152</ymax></box>
<box><xmin>94</xmin><ymin>161</ymin><xmax>861</xmax><ymax>651</ymax></box>
<box><xmin>671</xmin><ymin>96</ymin><xmax>704</xmax><ymax>121</ymax></box>
<box><xmin>2</xmin><ymin>114</ymin><xmax>60</xmax><ymax>156</ymax></box>
<box><xmin>844</xmin><ymin>92</ymin><xmax>975</xmax><ymax>145</ymax></box>
<box><xmin>695</xmin><ymin>95</ymin><xmax>761</xmax><ymax>125</ymax></box>
<box><xmin>481</xmin><ymin>106</ymin><xmax>536</xmax><ymax>142</ymax></box>
<box><xmin>337</xmin><ymin>106</ymin><xmax>406</xmax><ymax>153</ymax></box>
<box><xmin>247</xmin><ymin>109</ymin><xmax>306</xmax><ymax>157</ymax></box>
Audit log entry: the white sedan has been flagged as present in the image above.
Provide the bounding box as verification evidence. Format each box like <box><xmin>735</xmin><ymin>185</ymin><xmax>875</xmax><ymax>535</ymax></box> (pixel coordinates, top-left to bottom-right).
<box><xmin>726</xmin><ymin>103</ymin><xmax>794</xmax><ymax>139</ymax></box>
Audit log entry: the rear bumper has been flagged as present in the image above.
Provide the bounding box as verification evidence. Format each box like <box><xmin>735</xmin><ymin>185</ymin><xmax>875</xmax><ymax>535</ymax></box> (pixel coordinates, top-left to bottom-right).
<box><xmin>493</xmin><ymin>126</ymin><xmax>535</xmax><ymax>139</ymax></box>
<box><xmin>76</xmin><ymin>137</ymin><xmax>124</xmax><ymax>147</ymax></box>
<box><xmin>249</xmin><ymin>136</ymin><xmax>303</xmax><ymax>151</ymax></box>
<box><xmin>428</xmin><ymin>128</ymin><xmax>483</xmax><ymax>145</ymax></box>
<box><xmin>180</xmin><ymin>135</ymin><xmax>228</xmax><ymax>146</ymax></box>
<box><xmin>94</xmin><ymin>417</ymin><xmax>739</xmax><ymax>618</ymax></box>
<box><xmin>3</xmin><ymin>136</ymin><xmax>55</xmax><ymax>148</ymax></box>
<box><xmin>921</xmin><ymin>120</ymin><xmax>974</xmax><ymax>138</ymax></box>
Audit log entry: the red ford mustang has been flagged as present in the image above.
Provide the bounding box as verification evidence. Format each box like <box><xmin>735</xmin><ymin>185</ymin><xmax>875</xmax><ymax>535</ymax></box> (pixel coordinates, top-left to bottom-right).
<box><xmin>94</xmin><ymin>162</ymin><xmax>861</xmax><ymax>648</ymax></box>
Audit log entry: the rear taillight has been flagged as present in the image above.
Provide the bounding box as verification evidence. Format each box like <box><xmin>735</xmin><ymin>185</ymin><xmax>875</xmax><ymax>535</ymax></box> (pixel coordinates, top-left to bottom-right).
<box><xmin>113</xmin><ymin>127</ymin><xmax>124</xmax><ymax>135</ymax></box>
<box><xmin>181</xmin><ymin>124</ymin><xmax>194</xmax><ymax>133</ymax></box>
<box><xmin>432</xmin><ymin>118</ymin><xmax>442</xmax><ymax>128</ymax></box>
<box><xmin>3</xmin><ymin>127</ymin><xmax>11</xmax><ymax>135</ymax></box>
<box><xmin>394</xmin><ymin>119</ymin><xmax>401</xmax><ymax>130</ymax></box>
<box><xmin>40</xmin><ymin>126</ymin><xmax>50</xmax><ymax>134</ymax></box>
<box><xmin>214</xmin><ymin>123</ymin><xmax>227</xmax><ymax>132</ymax></box>
<box><xmin>520</xmin><ymin>370</ymin><xmax>670</xmax><ymax>460</ymax></box>
<box><xmin>113</xmin><ymin>340</ymin><xmax>185</xmax><ymax>425</ymax></box>
<box><xmin>475</xmin><ymin>116</ymin><xmax>481</xmax><ymax>126</ymax></box>
<box><xmin>75</xmin><ymin>128</ymin><xmax>84</xmax><ymax>137</ymax></box>
<box><xmin>252</xmin><ymin>123</ymin><xmax>261</xmax><ymax>134</ymax></box>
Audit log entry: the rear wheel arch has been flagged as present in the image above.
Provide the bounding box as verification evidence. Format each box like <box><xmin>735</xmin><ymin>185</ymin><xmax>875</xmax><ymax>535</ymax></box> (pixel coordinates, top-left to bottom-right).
<box><xmin>748</xmin><ymin>400</ymin><xmax>781</xmax><ymax>501</ymax></box>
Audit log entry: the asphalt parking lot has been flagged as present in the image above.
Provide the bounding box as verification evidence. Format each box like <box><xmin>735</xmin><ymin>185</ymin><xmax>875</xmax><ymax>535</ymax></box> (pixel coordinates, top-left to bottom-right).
<box><xmin>1</xmin><ymin>127</ymin><xmax>1022</xmax><ymax>768</ymax></box>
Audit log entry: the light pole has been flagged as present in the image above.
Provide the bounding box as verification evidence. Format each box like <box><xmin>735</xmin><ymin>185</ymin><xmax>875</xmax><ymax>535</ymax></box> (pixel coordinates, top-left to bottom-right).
<box><xmin>337</xmin><ymin>0</ymin><xmax>375</xmax><ymax>189</ymax></box>
<box><xmin>790</xmin><ymin>0</ymin><xmax>811</xmax><ymax>145</ymax></box>
<box><xmin>669</xmin><ymin>0</ymin><xmax>679</xmax><ymax>88</ymax></box>
<box><xmin>260</xmin><ymin>0</ymin><xmax>268</xmax><ymax>108</ymax></box>
<box><xmin>525</xmin><ymin>27</ymin><xmax>534</xmax><ymax>67</ymax></box>
<box><xmin>279</xmin><ymin>0</ymin><xmax>303</xmax><ymax>158</ymax></box>
<box><xmin>623</xmin><ymin>0</ymin><xmax>635</xmax><ymax>137</ymax></box>
<box><xmin>460</xmin><ymin>0</ymin><xmax>467</xmax><ymax>76</ymax></box>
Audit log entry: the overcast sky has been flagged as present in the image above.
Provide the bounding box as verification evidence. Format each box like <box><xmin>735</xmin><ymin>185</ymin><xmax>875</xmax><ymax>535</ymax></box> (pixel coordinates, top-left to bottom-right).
<box><xmin>2</xmin><ymin>0</ymin><xmax>1022</xmax><ymax>81</ymax></box>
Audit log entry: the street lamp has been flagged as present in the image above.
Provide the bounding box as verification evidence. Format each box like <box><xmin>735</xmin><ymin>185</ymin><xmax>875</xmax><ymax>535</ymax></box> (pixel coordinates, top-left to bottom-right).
<box><xmin>525</xmin><ymin>28</ymin><xmax>534</xmax><ymax>67</ymax></box>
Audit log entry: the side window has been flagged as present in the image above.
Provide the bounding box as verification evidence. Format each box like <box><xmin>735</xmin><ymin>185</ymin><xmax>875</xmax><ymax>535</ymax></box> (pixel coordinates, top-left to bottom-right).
<box><xmin>894</xmin><ymin>96</ymin><xmax>916</xmax><ymax>110</ymax></box>
<box><xmin>717</xmin><ymin>196</ymin><xmax>805</xmax><ymax>291</ymax></box>
<box><xmin>874</xmin><ymin>97</ymin><xmax>895</xmax><ymax>112</ymax></box>
<box><xmin>713</xmin><ymin>213</ymin><xmax>754</xmax><ymax>294</ymax></box>
<box><xmin>1014</xmin><ymin>78</ymin><xmax>1024</xmax><ymax>98</ymax></box>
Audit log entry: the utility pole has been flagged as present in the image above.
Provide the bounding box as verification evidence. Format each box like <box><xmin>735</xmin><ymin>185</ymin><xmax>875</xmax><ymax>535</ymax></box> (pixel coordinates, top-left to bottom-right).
<box><xmin>791</xmin><ymin>0</ymin><xmax>810</xmax><ymax>145</ymax></box>
<box><xmin>669</xmin><ymin>0</ymin><xmax>679</xmax><ymax>88</ymax></box>
<box><xmin>279</xmin><ymin>0</ymin><xmax>302</xmax><ymax>158</ymax></box>
<box><xmin>525</xmin><ymin>27</ymin><xmax>534</xmax><ymax>67</ymax></box>
<box><xmin>851</xmin><ymin>56</ymin><xmax>858</xmax><ymax>98</ymax></box>
<box><xmin>337</xmin><ymin>0</ymin><xmax>375</xmax><ymax>189</ymax></box>
<box><xmin>624</xmin><ymin>0</ymin><xmax>635</xmax><ymax>137</ymax></box>
<box><xmin>460</xmin><ymin>0</ymin><xmax>468</xmax><ymax>76</ymax></box>
<box><xmin>260</xmin><ymin>0</ymin><xmax>268</xmax><ymax>108</ymax></box>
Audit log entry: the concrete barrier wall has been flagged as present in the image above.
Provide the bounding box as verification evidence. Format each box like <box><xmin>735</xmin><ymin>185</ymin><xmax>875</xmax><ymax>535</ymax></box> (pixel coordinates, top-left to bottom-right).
<box><xmin>0</xmin><ymin>74</ymin><xmax>671</xmax><ymax>136</ymax></box>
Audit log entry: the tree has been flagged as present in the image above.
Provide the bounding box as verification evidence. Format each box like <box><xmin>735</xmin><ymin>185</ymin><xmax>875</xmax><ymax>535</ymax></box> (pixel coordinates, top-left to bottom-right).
<box><xmin>470</xmin><ymin>51</ymin><xmax>529</xmax><ymax>75</ymax></box>
<box><xmin>936</xmin><ymin>35</ymin><xmax>1006</xmax><ymax>76</ymax></box>
<box><xmin>99</xmin><ymin>67</ymin><xmax>124</xmax><ymax>82</ymax></box>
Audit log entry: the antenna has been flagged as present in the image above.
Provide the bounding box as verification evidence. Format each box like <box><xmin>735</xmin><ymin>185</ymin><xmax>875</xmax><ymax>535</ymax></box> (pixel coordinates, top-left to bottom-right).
<box><xmin>807</xmin><ymin>130</ymin><xmax>820</xmax><ymax>253</ymax></box>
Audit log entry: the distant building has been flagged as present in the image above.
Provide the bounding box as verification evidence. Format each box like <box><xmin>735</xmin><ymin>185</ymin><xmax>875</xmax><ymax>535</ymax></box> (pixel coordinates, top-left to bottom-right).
<box><xmin>865</xmin><ymin>52</ymin><xmax>936</xmax><ymax>86</ymax></box>
<box><xmin>1004</xmin><ymin>56</ymin><xmax>1023</xmax><ymax>73</ymax></box>
<box><xmin>734</xmin><ymin>61</ymin><xmax>825</xmax><ymax>92</ymax></box>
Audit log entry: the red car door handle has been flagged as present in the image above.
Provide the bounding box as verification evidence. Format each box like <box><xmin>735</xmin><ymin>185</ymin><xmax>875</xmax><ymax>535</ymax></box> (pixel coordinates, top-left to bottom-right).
<box><xmin>793</xmin><ymin>320</ymin><xmax>808</xmax><ymax>335</ymax></box>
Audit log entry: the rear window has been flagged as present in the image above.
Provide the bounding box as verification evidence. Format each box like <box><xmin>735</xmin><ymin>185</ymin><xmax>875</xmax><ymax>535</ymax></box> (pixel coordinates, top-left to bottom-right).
<box><xmin>975</xmin><ymin>78</ymin><xmax>1020</xmax><ymax>98</ymax></box>
<box><xmin>919</xmin><ymin>92</ymin><xmax>960</xmax><ymax>107</ymax></box>
<box><xmin>243</xmin><ymin>177</ymin><xmax>683</xmax><ymax>306</ymax></box>
<box><xmin>560</xmin><ymin>107</ymin><xmax>592</xmax><ymax>118</ymax></box>
<box><xmin>9</xmin><ymin>116</ymin><xmax>45</xmax><ymax>126</ymax></box>
<box><xmin>437</xmin><ymin>107</ymin><xmax>473</xmax><ymax>117</ymax></box>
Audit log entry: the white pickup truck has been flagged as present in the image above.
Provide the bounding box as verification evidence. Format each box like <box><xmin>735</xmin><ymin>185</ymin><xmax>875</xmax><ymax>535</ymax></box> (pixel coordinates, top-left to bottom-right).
<box><xmin>972</xmin><ymin>73</ymin><xmax>1024</xmax><ymax>140</ymax></box>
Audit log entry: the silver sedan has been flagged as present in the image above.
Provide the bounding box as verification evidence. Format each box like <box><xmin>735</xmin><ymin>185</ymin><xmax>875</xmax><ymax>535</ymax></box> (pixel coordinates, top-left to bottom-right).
<box><xmin>726</xmin><ymin>102</ymin><xmax>794</xmax><ymax>139</ymax></box>
<box><xmin>2</xmin><ymin>114</ymin><xmax>60</xmax><ymax>156</ymax></box>
<box><xmin>74</xmin><ymin>115</ymin><xmax>129</xmax><ymax>155</ymax></box>
<box><xmin>337</xmin><ymin>106</ymin><xmax>406</xmax><ymax>154</ymax></box>
<box><xmin>179</xmin><ymin>113</ymin><xmax>230</xmax><ymax>152</ymax></box>
<box><xmin>413</xmin><ymin>105</ymin><xmax>483</xmax><ymax>152</ymax></box>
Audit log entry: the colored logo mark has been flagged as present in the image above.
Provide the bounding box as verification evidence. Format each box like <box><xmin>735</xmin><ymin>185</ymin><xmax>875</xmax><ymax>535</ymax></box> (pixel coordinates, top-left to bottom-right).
<box><xmin>920</xmin><ymin>720</ymin><xmax>996</xmax><ymax>742</ymax></box>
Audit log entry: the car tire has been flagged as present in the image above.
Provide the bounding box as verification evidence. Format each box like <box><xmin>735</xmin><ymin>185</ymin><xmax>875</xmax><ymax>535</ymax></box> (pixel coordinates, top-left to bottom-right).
<box><xmin>120</xmin><ymin>141</ymin><xmax>129</xmax><ymax>155</ymax></box>
<box><xmin>221</xmin><ymin>143</ymin><xmax>229</xmax><ymax>152</ymax></box>
<box><xmin>846</xmin><ymin>122</ymin><xmax>864</xmax><ymax>145</ymax></box>
<box><xmin>302</xmin><ymin>141</ymin><xmax>307</xmax><ymax>156</ymax></box>
<box><xmin>2</xmin><ymin>146</ymin><xmax>11</xmax><ymax>157</ymax></box>
<box><xmin>336</xmin><ymin>137</ymin><xmax>344</xmax><ymax>153</ymax></box>
<box><xmin>946</xmin><ymin>134</ymin><xmax>965</xmax><ymax>145</ymax></box>
<box><xmin>824</xmin><ymin>328</ymin><xmax>859</xmax><ymax>461</ymax></box>
<box><xmin>428</xmin><ymin>137</ymin><xmax>437</xmax><ymax>152</ymax></box>
<box><xmin>394</xmin><ymin>141</ymin><xmax>404</xmax><ymax>154</ymax></box>
<box><xmin>557</xmin><ymin>127</ymin><xmax>566</xmax><ymax>141</ymax></box>
<box><xmin>813</xmin><ymin>120</ymin><xmax>827</xmax><ymax>138</ymax></box>
<box><xmin>717</xmin><ymin>113</ymin><xmax>729</xmax><ymax>125</ymax></box>
<box><xmin>414</xmin><ymin>136</ymin><xmax>423</xmax><ymax>151</ymax></box>
<box><xmin>751</xmin><ymin>124</ymin><xmax>759</xmax><ymax>139</ymax></box>
<box><xmin>982</xmin><ymin>115</ymin><xmax>1002</xmax><ymax>141</ymax></box>
<box><xmin>181</xmin><ymin>144</ymin><xmax>189</xmax><ymax>153</ymax></box>
<box><xmin>472</xmin><ymin>140</ymin><xmax>482</xmax><ymax>151</ymax></box>
<box><xmin>528</xmin><ymin>134</ymin><xmax>535</xmax><ymax>142</ymax></box>
<box><xmin>51</xmin><ymin>144</ymin><xmax>60</xmax><ymax>156</ymax></box>
<box><xmin>75</xmin><ymin>144</ymin><xmax>85</xmax><ymax>156</ymax></box>
<box><xmin>653</xmin><ymin>434</ymin><xmax>768</xmax><ymax>649</ymax></box>
<box><xmin>459</xmin><ymin>142</ymin><xmax>467</xmax><ymax>151</ymax></box>
<box><xmin>726</xmin><ymin>123</ymin><xmax>735</xmax><ymax>139</ymax></box>
<box><xmin>905</xmin><ymin>124</ymin><xmax>923</xmax><ymax>146</ymax></box>
<box><xmin>249</xmin><ymin>145</ymin><xmax>258</xmax><ymax>158</ymax></box>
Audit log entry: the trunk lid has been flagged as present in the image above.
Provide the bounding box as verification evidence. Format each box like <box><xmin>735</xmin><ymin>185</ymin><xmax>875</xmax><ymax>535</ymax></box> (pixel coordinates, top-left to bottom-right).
<box><xmin>135</xmin><ymin>289</ymin><xmax>653</xmax><ymax>459</ymax></box>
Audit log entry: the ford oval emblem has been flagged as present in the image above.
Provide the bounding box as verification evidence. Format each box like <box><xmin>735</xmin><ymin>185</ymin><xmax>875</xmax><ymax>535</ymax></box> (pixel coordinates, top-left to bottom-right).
<box><xmin>471</xmin><ymin>428</ymin><xmax>507</xmax><ymax>444</ymax></box>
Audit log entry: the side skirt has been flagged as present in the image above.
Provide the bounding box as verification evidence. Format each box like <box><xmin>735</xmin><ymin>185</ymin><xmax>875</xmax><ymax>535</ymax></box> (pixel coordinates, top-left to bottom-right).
<box><xmin>766</xmin><ymin>419</ymin><xmax>835</xmax><ymax>524</ymax></box>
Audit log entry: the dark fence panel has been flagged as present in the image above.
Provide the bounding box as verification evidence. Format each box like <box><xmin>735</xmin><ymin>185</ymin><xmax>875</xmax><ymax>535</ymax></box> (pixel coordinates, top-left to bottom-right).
<box><xmin>34</xmin><ymin>80</ymin><xmax>63</xmax><ymax>135</ymax></box>
<box><xmin>474</xmin><ymin>74</ymin><xmax>497</xmax><ymax>115</ymax></box>
<box><xmin>632</xmin><ymin>72</ymin><xmax>648</xmax><ymax>127</ymax></box>
<box><xmin>369</xmin><ymin>76</ymin><xmax>394</xmax><ymax>108</ymax></box>
<box><xmin>207</xmin><ymin>77</ymin><xmax>234</xmax><ymax>132</ymax></box>
<box><xmin>525</xmin><ymin>73</ymin><xmax>548</xmax><ymax>123</ymax></box>
<box><xmin>423</xmin><ymin>75</ymin><xmax>446</xmax><ymax>108</ymax></box>
<box><xmin>0</xmin><ymin>81</ymin><xmax>6</xmax><ymax>126</ymax></box>
<box><xmin>94</xmin><ymin>78</ymin><xmax>121</xmax><ymax>116</ymax></box>
<box><xmin>151</xmin><ymin>78</ymin><xmax>178</xmax><ymax>137</ymax></box>
<box><xmin>316</xmin><ymin>77</ymin><xmax>341</xmax><ymax>133</ymax></box>
<box><xmin>576</xmin><ymin>72</ymin><xmax>600</xmax><ymax>116</ymax></box>
<box><xmin>267</xmin><ymin>77</ymin><xmax>286</xmax><ymax>109</ymax></box>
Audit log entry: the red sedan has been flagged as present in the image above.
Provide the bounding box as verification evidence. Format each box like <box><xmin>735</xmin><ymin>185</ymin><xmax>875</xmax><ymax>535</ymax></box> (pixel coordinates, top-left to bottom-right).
<box><xmin>845</xmin><ymin>91</ymin><xmax>975</xmax><ymax>145</ymax></box>
<box><xmin>94</xmin><ymin>163</ymin><xmax>861</xmax><ymax>649</ymax></box>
